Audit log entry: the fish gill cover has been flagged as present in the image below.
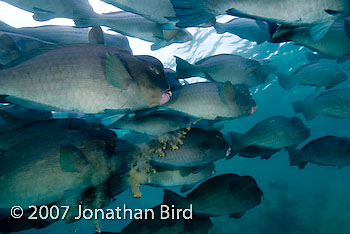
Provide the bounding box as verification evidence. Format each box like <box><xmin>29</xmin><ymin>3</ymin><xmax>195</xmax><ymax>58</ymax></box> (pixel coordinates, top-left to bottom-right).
<box><xmin>0</xmin><ymin>0</ymin><xmax>349</xmax><ymax>234</ymax></box>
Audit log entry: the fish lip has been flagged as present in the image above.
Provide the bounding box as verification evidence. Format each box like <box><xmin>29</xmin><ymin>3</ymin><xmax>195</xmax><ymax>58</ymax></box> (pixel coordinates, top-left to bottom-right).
<box><xmin>250</xmin><ymin>105</ymin><xmax>258</xmax><ymax>114</ymax></box>
<box><xmin>225</xmin><ymin>147</ymin><xmax>232</xmax><ymax>158</ymax></box>
<box><xmin>159</xmin><ymin>90</ymin><xmax>172</xmax><ymax>105</ymax></box>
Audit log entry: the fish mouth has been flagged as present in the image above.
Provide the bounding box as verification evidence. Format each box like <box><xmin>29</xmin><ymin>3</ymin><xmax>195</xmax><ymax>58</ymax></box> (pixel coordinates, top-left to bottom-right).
<box><xmin>225</xmin><ymin>147</ymin><xmax>232</xmax><ymax>158</ymax></box>
<box><xmin>250</xmin><ymin>105</ymin><xmax>258</xmax><ymax>115</ymax></box>
<box><xmin>160</xmin><ymin>90</ymin><xmax>172</xmax><ymax>105</ymax></box>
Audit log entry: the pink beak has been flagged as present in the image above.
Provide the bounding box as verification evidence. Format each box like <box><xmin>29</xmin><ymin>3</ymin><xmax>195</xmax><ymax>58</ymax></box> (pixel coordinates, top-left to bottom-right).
<box><xmin>160</xmin><ymin>90</ymin><xmax>172</xmax><ymax>105</ymax></box>
<box><xmin>251</xmin><ymin>105</ymin><xmax>257</xmax><ymax>114</ymax></box>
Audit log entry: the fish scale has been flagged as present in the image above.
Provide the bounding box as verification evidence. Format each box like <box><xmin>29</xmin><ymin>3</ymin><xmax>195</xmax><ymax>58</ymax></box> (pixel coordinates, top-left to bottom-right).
<box><xmin>0</xmin><ymin>44</ymin><xmax>154</xmax><ymax>113</ymax></box>
<box><xmin>165</xmin><ymin>82</ymin><xmax>255</xmax><ymax>120</ymax></box>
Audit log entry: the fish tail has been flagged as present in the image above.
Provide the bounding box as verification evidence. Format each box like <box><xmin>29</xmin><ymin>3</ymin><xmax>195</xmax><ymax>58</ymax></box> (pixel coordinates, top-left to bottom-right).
<box><xmin>213</xmin><ymin>22</ymin><xmax>226</xmax><ymax>34</ymax></box>
<box><xmin>292</xmin><ymin>101</ymin><xmax>317</xmax><ymax>121</ymax></box>
<box><xmin>170</xmin><ymin>0</ymin><xmax>216</xmax><ymax>27</ymax></box>
<box><xmin>277</xmin><ymin>73</ymin><xmax>296</xmax><ymax>90</ymax></box>
<box><xmin>175</xmin><ymin>56</ymin><xmax>197</xmax><ymax>79</ymax></box>
<box><xmin>286</xmin><ymin>148</ymin><xmax>308</xmax><ymax>169</ymax></box>
<box><xmin>114</xmin><ymin>140</ymin><xmax>135</xmax><ymax>175</ymax></box>
<box><xmin>227</xmin><ymin>132</ymin><xmax>248</xmax><ymax>155</ymax></box>
<box><xmin>108</xmin><ymin>174</ymin><xmax>130</xmax><ymax>197</ymax></box>
<box><xmin>73</xmin><ymin>12</ymin><xmax>99</xmax><ymax>28</ymax></box>
<box><xmin>163</xmin><ymin>189</ymin><xmax>188</xmax><ymax>208</ymax></box>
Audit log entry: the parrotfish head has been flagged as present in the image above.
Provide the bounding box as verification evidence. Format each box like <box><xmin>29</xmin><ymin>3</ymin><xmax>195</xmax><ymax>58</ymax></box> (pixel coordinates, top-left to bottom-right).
<box><xmin>289</xmin><ymin>117</ymin><xmax>311</xmax><ymax>139</ymax></box>
<box><xmin>230</xmin><ymin>176</ymin><xmax>263</xmax><ymax>207</ymax></box>
<box><xmin>233</xmin><ymin>84</ymin><xmax>257</xmax><ymax>115</ymax></box>
<box><xmin>336</xmin><ymin>72</ymin><xmax>347</xmax><ymax>82</ymax></box>
<box><xmin>131</xmin><ymin>55</ymin><xmax>171</xmax><ymax>106</ymax></box>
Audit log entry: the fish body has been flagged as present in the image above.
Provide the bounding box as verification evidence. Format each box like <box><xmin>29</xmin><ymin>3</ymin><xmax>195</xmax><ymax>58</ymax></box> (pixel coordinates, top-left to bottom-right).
<box><xmin>214</xmin><ymin>18</ymin><xmax>272</xmax><ymax>44</ymax></box>
<box><xmin>229</xmin><ymin>116</ymin><xmax>310</xmax><ymax>158</ymax></box>
<box><xmin>0</xmin><ymin>31</ymin><xmax>54</xmax><ymax>67</ymax></box>
<box><xmin>142</xmin><ymin>163</ymin><xmax>216</xmax><ymax>188</ymax></box>
<box><xmin>101</xmin><ymin>0</ymin><xmax>177</xmax><ymax>25</ymax></box>
<box><xmin>74</xmin><ymin>11</ymin><xmax>192</xmax><ymax>50</ymax></box>
<box><xmin>272</xmin><ymin>18</ymin><xmax>350</xmax><ymax>58</ymax></box>
<box><xmin>0</xmin><ymin>119</ymin><xmax>105</xmax><ymax>151</ymax></box>
<box><xmin>0</xmin><ymin>127</ymin><xmax>123</xmax><ymax>209</ymax></box>
<box><xmin>149</xmin><ymin>128</ymin><xmax>230</xmax><ymax>168</ymax></box>
<box><xmin>109</xmin><ymin>112</ymin><xmax>192</xmax><ymax>136</ymax></box>
<box><xmin>2</xmin><ymin>0</ymin><xmax>96</xmax><ymax>22</ymax></box>
<box><xmin>176</xmin><ymin>54</ymin><xmax>272</xmax><ymax>87</ymax></box>
<box><xmin>0</xmin><ymin>44</ymin><xmax>170</xmax><ymax>114</ymax></box>
<box><xmin>171</xmin><ymin>0</ymin><xmax>350</xmax><ymax>40</ymax></box>
<box><xmin>0</xmin><ymin>21</ymin><xmax>132</xmax><ymax>53</ymax></box>
<box><xmin>292</xmin><ymin>89</ymin><xmax>350</xmax><ymax>120</ymax></box>
<box><xmin>288</xmin><ymin>136</ymin><xmax>350</xmax><ymax>169</ymax></box>
<box><xmin>165</xmin><ymin>82</ymin><xmax>257</xmax><ymax>120</ymax></box>
<box><xmin>163</xmin><ymin>174</ymin><xmax>263</xmax><ymax>218</ymax></box>
<box><xmin>278</xmin><ymin>63</ymin><xmax>347</xmax><ymax>90</ymax></box>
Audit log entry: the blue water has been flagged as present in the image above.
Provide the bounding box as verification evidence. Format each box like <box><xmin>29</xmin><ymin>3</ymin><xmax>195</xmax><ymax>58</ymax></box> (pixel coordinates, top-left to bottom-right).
<box><xmin>1</xmin><ymin>6</ymin><xmax>350</xmax><ymax>234</ymax></box>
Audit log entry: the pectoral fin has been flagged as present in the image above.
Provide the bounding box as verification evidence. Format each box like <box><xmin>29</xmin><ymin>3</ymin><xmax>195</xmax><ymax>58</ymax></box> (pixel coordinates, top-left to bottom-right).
<box><xmin>310</xmin><ymin>20</ymin><xmax>334</xmax><ymax>41</ymax></box>
<box><xmin>105</xmin><ymin>53</ymin><xmax>133</xmax><ymax>89</ymax></box>
<box><xmin>60</xmin><ymin>144</ymin><xmax>89</xmax><ymax>173</ymax></box>
<box><xmin>0</xmin><ymin>34</ymin><xmax>18</xmax><ymax>51</ymax></box>
<box><xmin>220</xmin><ymin>81</ymin><xmax>235</xmax><ymax>105</ymax></box>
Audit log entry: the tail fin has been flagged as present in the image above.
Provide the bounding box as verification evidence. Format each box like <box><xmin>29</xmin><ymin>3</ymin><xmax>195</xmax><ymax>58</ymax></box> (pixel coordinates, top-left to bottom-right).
<box><xmin>292</xmin><ymin>101</ymin><xmax>317</xmax><ymax>121</ymax></box>
<box><xmin>175</xmin><ymin>56</ymin><xmax>196</xmax><ymax>79</ymax></box>
<box><xmin>213</xmin><ymin>22</ymin><xmax>226</xmax><ymax>34</ymax></box>
<box><xmin>171</xmin><ymin>0</ymin><xmax>216</xmax><ymax>27</ymax></box>
<box><xmin>227</xmin><ymin>132</ymin><xmax>248</xmax><ymax>154</ymax></box>
<box><xmin>286</xmin><ymin>148</ymin><xmax>308</xmax><ymax>169</ymax></box>
<box><xmin>151</xmin><ymin>40</ymin><xmax>169</xmax><ymax>51</ymax></box>
<box><xmin>73</xmin><ymin>12</ymin><xmax>99</xmax><ymax>28</ymax></box>
<box><xmin>114</xmin><ymin>140</ymin><xmax>136</xmax><ymax>174</ymax></box>
<box><xmin>108</xmin><ymin>174</ymin><xmax>130</xmax><ymax>197</ymax></box>
<box><xmin>163</xmin><ymin>189</ymin><xmax>188</xmax><ymax>208</ymax></box>
<box><xmin>277</xmin><ymin>73</ymin><xmax>296</xmax><ymax>90</ymax></box>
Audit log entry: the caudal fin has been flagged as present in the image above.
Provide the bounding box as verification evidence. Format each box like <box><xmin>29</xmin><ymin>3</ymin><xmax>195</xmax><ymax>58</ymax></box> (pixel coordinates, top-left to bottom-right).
<box><xmin>163</xmin><ymin>189</ymin><xmax>188</xmax><ymax>208</ymax></box>
<box><xmin>277</xmin><ymin>73</ymin><xmax>296</xmax><ymax>90</ymax></box>
<box><xmin>213</xmin><ymin>22</ymin><xmax>226</xmax><ymax>34</ymax></box>
<box><xmin>114</xmin><ymin>140</ymin><xmax>136</xmax><ymax>174</ymax></box>
<box><xmin>175</xmin><ymin>56</ymin><xmax>196</xmax><ymax>79</ymax></box>
<box><xmin>170</xmin><ymin>0</ymin><xmax>216</xmax><ymax>27</ymax></box>
<box><xmin>108</xmin><ymin>174</ymin><xmax>130</xmax><ymax>197</ymax></box>
<box><xmin>286</xmin><ymin>148</ymin><xmax>308</xmax><ymax>169</ymax></box>
<box><xmin>292</xmin><ymin>101</ymin><xmax>317</xmax><ymax>121</ymax></box>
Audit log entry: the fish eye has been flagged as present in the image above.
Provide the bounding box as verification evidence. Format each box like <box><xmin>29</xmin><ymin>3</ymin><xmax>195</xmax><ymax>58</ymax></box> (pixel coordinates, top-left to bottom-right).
<box><xmin>149</xmin><ymin>66</ymin><xmax>160</xmax><ymax>75</ymax></box>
